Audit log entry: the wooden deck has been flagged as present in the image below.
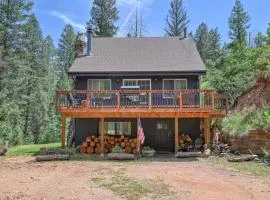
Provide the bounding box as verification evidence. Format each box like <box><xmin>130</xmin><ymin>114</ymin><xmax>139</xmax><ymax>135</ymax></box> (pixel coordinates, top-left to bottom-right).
<box><xmin>56</xmin><ymin>89</ymin><xmax>227</xmax><ymax>118</ymax></box>
<box><xmin>56</xmin><ymin>89</ymin><xmax>227</xmax><ymax>149</ymax></box>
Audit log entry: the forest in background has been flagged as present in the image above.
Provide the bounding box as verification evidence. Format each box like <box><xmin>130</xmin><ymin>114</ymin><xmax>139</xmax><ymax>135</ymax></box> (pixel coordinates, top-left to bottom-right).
<box><xmin>0</xmin><ymin>0</ymin><xmax>269</xmax><ymax>146</ymax></box>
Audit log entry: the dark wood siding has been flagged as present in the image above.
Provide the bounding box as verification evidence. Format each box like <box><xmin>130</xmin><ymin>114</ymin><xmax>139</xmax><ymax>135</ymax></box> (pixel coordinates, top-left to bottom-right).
<box><xmin>75</xmin><ymin>118</ymin><xmax>201</xmax><ymax>152</ymax></box>
<box><xmin>75</xmin><ymin>75</ymin><xmax>200</xmax><ymax>90</ymax></box>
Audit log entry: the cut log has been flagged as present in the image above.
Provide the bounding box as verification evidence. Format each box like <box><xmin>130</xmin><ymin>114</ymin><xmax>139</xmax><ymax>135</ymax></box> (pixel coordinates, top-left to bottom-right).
<box><xmin>130</xmin><ymin>142</ymin><xmax>136</xmax><ymax>148</ymax></box>
<box><xmin>82</xmin><ymin>142</ymin><xmax>88</xmax><ymax>148</ymax></box>
<box><xmin>95</xmin><ymin>147</ymin><xmax>101</xmax><ymax>154</ymax></box>
<box><xmin>121</xmin><ymin>142</ymin><xmax>126</xmax><ymax>148</ymax></box>
<box><xmin>86</xmin><ymin>147</ymin><xmax>94</xmax><ymax>154</ymax></box>
<box><xmin>132</xmin><ymin>148</ymin><xmax>137</xmax><ymax>154</ymax></box>
<box><xmin>80</xmin><ymin>146</ymin><xmax>86</xmax><ymax>154</ymax></box>
<box><xmin>175</xmin><ymin>152</ymin><xmax>202</xmax><ymax>158</ymax></box>
<box><xmin>90</xmin><ymin>141</ymin><xmax>95</xmax><ymax>147</ymax></box>
<box><xmin>124</xmin><ymin>146</ymin><xmax>132</xmax><ymax>154</ymax></box>
<box><xmin>228</xmin><ymin>155</ymin><xmax>258</xmax><ymax>162</ymax></box>
<box><xmin>36</xmin><ymin>154</ymin><xmax>69</xmax><ymax>162</ymax></box>
<box><xmin>94</xmin><ymin>138</ymin><xmax>99</xmax><ymax>143</ymax></box>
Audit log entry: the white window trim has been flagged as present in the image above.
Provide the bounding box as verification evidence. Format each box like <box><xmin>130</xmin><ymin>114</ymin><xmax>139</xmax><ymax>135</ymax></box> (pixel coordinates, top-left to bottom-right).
<box><xmin>162</xmin><ymin>79</ymin><xmax>188</xmax><ymax>99</ymax></box>
<box><xmin>87</xmin><ymin>79</ymin><xmax>112</xmax><ymax>90</ymax></box>
<box><xmin>122</xmin><ymin>79</ymin><xmax>152</xmax><ymax>90</ymax></box>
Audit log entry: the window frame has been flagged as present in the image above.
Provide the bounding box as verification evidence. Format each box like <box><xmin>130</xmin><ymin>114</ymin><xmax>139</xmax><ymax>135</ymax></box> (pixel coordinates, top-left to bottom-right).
<box><xmin>87</xmin><ymin>79</ymin><xmax>112</xmax><ymax>90</ymax></box>
<box><xmin>104</xmin><ymin>121</ymin><xmax>132</xmax><ymax>136</ymax></box>
<box><xmin>122</xmin><ymin>79</ymin><xmax>152</xmax><ymax>90</ymax></box>
<box><xmin>162</xmin><ymin>79</ymin><xmax>188</xmax><ymax>99</ymax></box>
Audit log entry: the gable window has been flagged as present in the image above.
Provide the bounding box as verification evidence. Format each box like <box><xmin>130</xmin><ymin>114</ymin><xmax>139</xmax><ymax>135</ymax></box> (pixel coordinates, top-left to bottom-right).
<box><xmin>123</xmin><ymin>79</ymin><xmax>151</xmax><ymax>90</ymax></box>
<box><xmin>104</xmin><ymin>122</ymin><xmax>132</xmax><ymax>136</ymax></box>
<box><xmin>163</xmin><ymin>79</ymin><xmax>187</xmax><ymax>90</ymax></box>
<box><xmin>88</xmin><ymin>79</ymin><xmax>111</xmax><ymax>90</ymax></box>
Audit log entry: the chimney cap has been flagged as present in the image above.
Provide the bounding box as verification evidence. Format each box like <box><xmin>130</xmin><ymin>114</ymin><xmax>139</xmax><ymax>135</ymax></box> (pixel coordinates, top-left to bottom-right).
<box><xmin>86</xmin><ymin>22</ymin><xmax>93</xmax><ymax>33</ymax></box>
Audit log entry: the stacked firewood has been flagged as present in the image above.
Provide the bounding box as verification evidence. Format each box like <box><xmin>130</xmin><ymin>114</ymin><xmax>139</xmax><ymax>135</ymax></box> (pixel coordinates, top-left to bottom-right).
<box><xmin>80</xmin><ymin>135</ymin><xmax>138</xmax><ymax>154</ymax></box>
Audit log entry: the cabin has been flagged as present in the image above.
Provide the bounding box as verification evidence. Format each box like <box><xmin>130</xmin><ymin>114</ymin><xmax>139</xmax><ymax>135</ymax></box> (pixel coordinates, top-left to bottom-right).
<box><xmin>56</xmin><ymin>25</ymin><xmax>227</xmax><ymax>154</ymax></box>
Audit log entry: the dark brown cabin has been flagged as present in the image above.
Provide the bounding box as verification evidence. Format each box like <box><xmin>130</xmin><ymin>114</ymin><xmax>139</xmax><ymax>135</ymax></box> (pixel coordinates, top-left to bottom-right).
<box><xmin>56</xmin><ymin>26</ymin><xmax>227</xmax><ymax>154</ymax></box>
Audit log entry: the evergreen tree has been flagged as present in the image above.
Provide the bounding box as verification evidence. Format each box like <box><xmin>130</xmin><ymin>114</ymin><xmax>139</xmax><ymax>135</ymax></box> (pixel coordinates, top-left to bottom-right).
<box><xmin>57</xmin><ymin>24</ymin><xmax>76</xmax><ymax>78</ymax></box>
<box><xmin>228</xmin><ymin>0</ymin><xmax>250</xmax><ymax>50</ymax></box>
<box><xmin>90</xmin><ymin>0</ymin><xmax>119</xmax><ymax>37</ymax></box>
<box><xmin>194</xmin><ymin>23</ymin><xmax>221</xmax><ymax>64</ymax></box>
<box><xmin>165</xmin><ymin>0</ymin><xmax>189</xmax><ymax>37</ymax></box>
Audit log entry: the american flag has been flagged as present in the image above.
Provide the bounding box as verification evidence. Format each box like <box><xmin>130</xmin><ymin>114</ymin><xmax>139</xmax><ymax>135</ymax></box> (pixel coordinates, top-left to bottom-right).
<box><xmin>137</xmin><ymin>118</ymin><xmax>145</xmax><ymax>144</ymax></box>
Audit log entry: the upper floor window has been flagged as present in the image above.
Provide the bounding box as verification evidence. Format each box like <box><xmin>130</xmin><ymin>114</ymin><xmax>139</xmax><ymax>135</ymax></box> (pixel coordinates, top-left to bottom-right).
<box><xmin>123</xmin><ymin>79</ymin><xmax>151</xmax><ymax>90</ymax></box>
<box><xmin>88</xmin><ymin>79</ymin><xmax>111</xmax><ymax>90</ymax></box>
<box><xmin>163</xmin><ymin>79</ymin><xmax>187</xmax><ymax>90</ymax></box>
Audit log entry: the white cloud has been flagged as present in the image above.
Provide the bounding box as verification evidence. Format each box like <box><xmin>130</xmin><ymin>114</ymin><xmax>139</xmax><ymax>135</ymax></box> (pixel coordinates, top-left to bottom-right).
<box><xmin>49</xmin><ymin>11</ymin><xmax>85</xmax><ymax>31</ymax></box>
<box><xmin>117</xmin><ymin>0</ymin><xmax>154</xmax><ymax>8</ymax></box>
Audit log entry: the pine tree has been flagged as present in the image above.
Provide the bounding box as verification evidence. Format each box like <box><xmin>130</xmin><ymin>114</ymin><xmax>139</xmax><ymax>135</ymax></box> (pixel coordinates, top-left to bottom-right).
<box><xmin>57</xmin><ymin>24</ymin><xmax>76</xmax><ymax>78</ymax></box>
<box><xmin>228</xmin><ymin>0</ymin><xmax>250</xmax><ymax>50</ymax></box>
<box><xmin>194</xmin><ymin>23</ymin><xmax>221</xmax><ymax>63</ymax></box>
<box><xmin>165</xmin><ymin>0</ymin><xmax>189</xmax><ymax>37</ymax></box>
<box><xmin>90</xmin><ymin>0</ymin><xmax>119</xmax><ymax>37</ymax></box>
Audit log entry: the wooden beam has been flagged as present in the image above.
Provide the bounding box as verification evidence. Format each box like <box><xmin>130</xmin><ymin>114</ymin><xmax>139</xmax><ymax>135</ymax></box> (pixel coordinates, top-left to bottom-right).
<box><xmin>204</xmin><ymin>118</ymin><xmax>210</xmax><ymax>147</ymax></box>
<box><xmin>175</xmin><ymin>118</ymin><xmax>179</xmax><ymax>153</ymax></box>
<box><xmin>100</xmin><ymin>118</ymin><xmax>104</xmax><ymax>156</ymax></box>
<box><xmin>61</xmin><ymin>115</ymin><xmax>66</xmax><ymax>149</ymax></box>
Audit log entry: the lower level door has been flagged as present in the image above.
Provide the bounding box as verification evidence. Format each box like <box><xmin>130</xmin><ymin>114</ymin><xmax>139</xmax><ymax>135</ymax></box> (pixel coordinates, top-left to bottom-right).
<box><xmin>155</xmin><ymin>120</ymin><xmax>171</xmax><ymax>152</ymax></box>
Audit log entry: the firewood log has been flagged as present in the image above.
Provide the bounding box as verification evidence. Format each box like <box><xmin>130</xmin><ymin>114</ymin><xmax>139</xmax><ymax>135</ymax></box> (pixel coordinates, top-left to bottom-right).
<box><xmin>126</xmin><ymin>142</ymin><xmax>130</xmax><ymax>147</ymax></box>
<box><xmin>132</xmin><ymin>148</ymin><xmax>137</xmax><ymax>154</ymax></box>
<box><xmin>80</xmin><ymin>146</ymin><xmax>86</xmax><ymax>154</ymax></box>
<box><xmin>91</xmin><ymin>136</ymin><xmax>95</xmax><ymax>139</ymax></box>
<box><xmin>115</xmin><ymin>142</ymin><xmax>120</xmax><ymax>147</ymax></box>
<box><xmin>95</xmin><ymin>147</ymin><xmax>101</xmax><ymax>154</ymax></box>
<box><xmin>124</xmin><ymin>138</ymin><xmax>128</xmax><ymax>142</ymax></box>
<box><xmin>94</xmin><ymin>138</ymin><xmax>99</xmax><ymax>143</ymax></box>
<box><xmin>36</xmin><ymin>155</ymin><xmax>69</xmax><ymax>162</ymax></box>
<box><xmin>82</xmin><ymin>142</ymin><xmax>88</xmax><ymax>148</ymax></box>
<box><xmin>121</xmin><ymin>142</ymin><xmax>126</xmax><ymax>148</ymax></box>
<box><xmin>90</xmin><ymin>141</ymin><xmax>95</xmax><ymax>147</ymax></box>
<box><xmin>86</xmin><ymin>147</ymin><xmax>94</xmax><ymax>154</ymax></box>
<box><xmin>86</xmin><ymin>137</ymin><xmax>91</xmax><ymax>142</ymax></box>
<box><xmin>125</xmin><ymin>146</ymin><xmax>132</xmax><ymax>154</ymax></box>
<box><xmin>130</xmin><ymin>142</ymin><xmax>136</xmax><ymax>148</ymax></box>
<box><xmin>96</xmin><ymin>143</ymin><xmax>100</xmax><ymax>147</ymax></box>
<box><xmin>111</xmin><ymin>141</ymin><xmax>115</xmax><ymax>145</ymax></box>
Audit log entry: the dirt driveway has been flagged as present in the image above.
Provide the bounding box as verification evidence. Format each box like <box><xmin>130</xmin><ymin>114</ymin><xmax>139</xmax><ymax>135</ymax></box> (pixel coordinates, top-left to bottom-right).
<box><xmin>0</xmin><ymin>157</ymin><xmax>269</xmax><ymax>200</ymax></box>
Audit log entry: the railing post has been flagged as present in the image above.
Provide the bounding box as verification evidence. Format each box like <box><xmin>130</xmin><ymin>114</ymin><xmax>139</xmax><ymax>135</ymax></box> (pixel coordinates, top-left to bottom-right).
<box><xmin>86</xmin><ymin>92</ymin><xmax>90</xmax><ymax>110</ymax></box>
<box><xmin>148</xmin><ymin>91</ymin><xmax>152</xmax><ymax>111</ymax></box>
<box><xmin>117</xmin><ymin>91</ymin><xmax>120</xmax><ymax>111</ymax></box>
<box><xmin>212</xmin><ymin>91</ymin><xmax>215</xmax><ymax>110</ymax></box>
<box><xmin>179</xmin><ymin>90</ymin><xmax>183</xmax><ymax>111</ymax></box>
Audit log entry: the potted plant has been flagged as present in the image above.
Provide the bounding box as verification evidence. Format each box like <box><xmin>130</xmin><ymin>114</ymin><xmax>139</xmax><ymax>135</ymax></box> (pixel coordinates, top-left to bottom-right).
<box><xmin>142</xmin><ymin>146</ymin><xmax>155</xmax><ymax>157</ymax></box>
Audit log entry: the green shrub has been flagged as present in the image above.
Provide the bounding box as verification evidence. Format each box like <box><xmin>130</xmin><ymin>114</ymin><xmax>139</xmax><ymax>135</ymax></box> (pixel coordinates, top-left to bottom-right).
<box><xmin>142</xmin><ymin>146</ymin><xmax>155</xmax><ymax>151</ymax></box>
<box><xmin>262</xmin><ymin>149</ymin><xmax>270</xmax><ymax>163</ymax></box>
<box><xmin>111</xmin><ymin>146</ymin><xmax>124</xmax><ymax>153</ymax></box>
<box><xmin>222</xmin><ymin>105</ymin><xmax>270</xmax><ymax>137</ymax></box>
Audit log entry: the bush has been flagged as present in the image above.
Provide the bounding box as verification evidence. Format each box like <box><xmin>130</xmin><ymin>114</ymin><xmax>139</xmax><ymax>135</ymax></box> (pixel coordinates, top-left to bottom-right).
<box><xmin>111</xmin><ymin>146</ymin><xmax>124</xmax><ymax>153</ymax></box>
<box><xmin>142</xmin><ymin>146</ymin><xmax>155</xmax><ymax>151</ymax></box>
<box><xmin>222</xmin><ymin>105</ymin><xmax>270</xmax><ymax>137</ymax></box>
<box><xmin>262</xmin><ymin>149</ymin><xmax>270</xmax><ymax>163</ymax></box>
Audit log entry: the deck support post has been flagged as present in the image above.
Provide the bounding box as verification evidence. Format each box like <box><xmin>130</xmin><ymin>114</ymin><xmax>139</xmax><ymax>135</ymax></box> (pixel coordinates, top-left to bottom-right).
<box><xmin>61</xmin><ymin>115</ymin><xmax>66</xmax><ymax>149</ymax></box>
<box><xmin>100</xmin><ymin>118</ymin><xmax>105</xmax><ymax>156</ymax></box>
<box><xmin>204</xmin><ymin>118</ymin><xmax>210</xmax><ymax>147</ymax></box>
<box><xmin>175</xmin><ymin>118</ymin><xmax>179</xmax><ymax>153</ymax></box>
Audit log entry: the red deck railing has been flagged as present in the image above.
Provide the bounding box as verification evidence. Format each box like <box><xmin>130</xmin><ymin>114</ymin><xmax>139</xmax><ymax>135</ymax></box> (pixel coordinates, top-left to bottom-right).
<box><xmin>56</xmin><ymin>90</ymin><xmax>227</xmax><ymax>114</ymax></box>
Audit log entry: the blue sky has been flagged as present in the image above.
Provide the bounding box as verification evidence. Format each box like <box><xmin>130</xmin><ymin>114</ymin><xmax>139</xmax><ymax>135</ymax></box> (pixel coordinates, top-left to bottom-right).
<box><xmin>33</xmin><ymin>0</ymin><xmax>270</xmax><ymax>46</ymax></box>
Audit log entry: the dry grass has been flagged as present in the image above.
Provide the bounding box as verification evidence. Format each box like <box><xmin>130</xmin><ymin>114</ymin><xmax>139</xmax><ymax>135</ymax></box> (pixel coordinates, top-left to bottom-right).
<box><xmin>90</xmin><ymin>168</ymin><xmax>178</xmax><ymax>200</ymax></box>
<box><xmin>207</xmin><ymin>156</ymin><xmax>270</xmax><ymax>178</ymax></box>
